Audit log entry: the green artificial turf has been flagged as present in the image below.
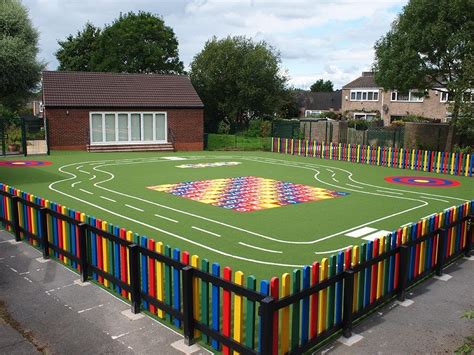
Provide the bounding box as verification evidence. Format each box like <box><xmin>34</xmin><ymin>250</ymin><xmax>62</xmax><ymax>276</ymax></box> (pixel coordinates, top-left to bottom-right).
<box><xmin>1</xmin><ymin>150</ymin><xmax>473</xmax><ymax>280</ymax></box>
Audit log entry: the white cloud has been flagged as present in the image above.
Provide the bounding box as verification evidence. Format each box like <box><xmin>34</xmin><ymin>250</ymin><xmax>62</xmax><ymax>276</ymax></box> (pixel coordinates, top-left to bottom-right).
<box><xmin>23</xmin><ymin>0</ymin><xmax>406</xmax><ymax>89</ymax></box>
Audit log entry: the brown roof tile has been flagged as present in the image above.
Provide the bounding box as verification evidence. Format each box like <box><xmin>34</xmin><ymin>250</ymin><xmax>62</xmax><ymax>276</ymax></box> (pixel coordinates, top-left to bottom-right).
<box><xmin>42</xmin><ymin>71</ymin><xmax>203</xmax><ymax>108</ymax></box>
<box><xmin>343</xmin><ymin>72</ymin><xmax>379</xmax><ymax>89</ymax></box>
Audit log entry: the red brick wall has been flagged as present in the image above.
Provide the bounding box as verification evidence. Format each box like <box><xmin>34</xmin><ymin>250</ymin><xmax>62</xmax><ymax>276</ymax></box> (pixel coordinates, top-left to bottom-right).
<box><xmin>45</xmin><ymin>107</ymin><xmax>204</xmax><ymax>151</ymax></box>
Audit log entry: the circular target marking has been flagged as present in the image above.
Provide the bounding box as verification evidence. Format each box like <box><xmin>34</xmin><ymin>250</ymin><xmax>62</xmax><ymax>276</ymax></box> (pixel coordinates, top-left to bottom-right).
<box><xmin>0</xmin><ymin>160</ymin><xmax>52</xmax><ymax>168</ymax></box>
<box><xmin>384</xmin><ymin>176</ymin><xmax>460</xmax><ymax>188</ymax></box>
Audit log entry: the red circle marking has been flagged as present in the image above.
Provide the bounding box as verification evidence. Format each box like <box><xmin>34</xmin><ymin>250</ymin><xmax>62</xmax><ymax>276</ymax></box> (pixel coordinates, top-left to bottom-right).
<box><xmin>0</xmin><ymin>160</ymin><xmax>52</xmax><ymax>168</ymax></box>
<box><xmin>384</xmin><ymin>176</ymin><xmax>460</xmax><ymax>188</ymax></box>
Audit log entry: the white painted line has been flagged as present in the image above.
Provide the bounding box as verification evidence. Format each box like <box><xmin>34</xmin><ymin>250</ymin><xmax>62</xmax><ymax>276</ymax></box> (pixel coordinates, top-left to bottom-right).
<box><xmin>76</xmin><ymin>165</ymin><xmax>83</xmax><ymax>170</ymax></box>
<box><xmin>23</xmin><ymin>276</ymin><xmax>33</xmax><ymax>283</ymax></box>
<box><xmin>345</xmin><ymin>227</ymin><xmax>377</xmax><ymax>238</ymax></box>
<box><xmin>345</xmin><ymin>183</ymin><xmax>363</xmax><ymax>189</ymax></box>
<box><xmin>337</xmin><ymin>333</ymin><xmax>363</xmax><ymax>346</ymax></box>
<box><xmin>100</xmin><ymin>196</ymin><xmax>117</xmax><ymax>203</ymax></box>
<box><xmin>396</xmin><ymin>299</ymin><xmax>414</xmax><ymax>307</ymax></box>
<box><xmin>78</xmin><ymin>304</ymin><xmax>104</xmax><ymax>314</ymax></box>
<box><xmin>377</xmin><ymin>189</ymin><xmax>403</xmax><ymax>195</ymax></box>
<box><xmin>315</xmin><ymin>245</ymin><xmax>353</xmax><ymax>255</ymax></box>
<box><xmin>71</xmin><ymin>181</ymin><xmax>82</xmax><ymax>188</ymax></box>
<box><xmin>79</xmin><ymin>188</ymin><xmax>94</xmax><ymax>195</ymax></box>
<box><xmin>191</xmin><ymin>226</ymin><xmax>221</xmax><ymax>237</ymax></box>
<box><xmin>433</xmin><ymin>274</ymin><xmax>452</xmax><ymax>281</ymax></box>
<box><xmin>332</xmin><ymin>178</ymin><xmax>339</xmax><ymax>183</ymax></box>
<box><xmin>154</xmin><ymin>214</ymin><xmax>178</xmax><ymax>223</ymax></box>
<box><xmin>171</xmin><ymin>339</ymin><xmax>201</xmax><ymax>354</ymax></box>
<box><xmin>111</xmin><ymin>332</ymin><xmax>129</xmax><ymax>340</ymax></box>
<box><xmin>326</xmin><ymin>169</ymin><xmax>334</xmax><ymax>173</ymax></box>
<box><xmin>78</xmin><ymin>170</ymin><xmax>90</xmax><ymax>175</ymax></box>
<box><xmin>464</xmin><ymin>255</ymin><xmax>474</xmax><ymax>261</ymax></box>
<box><xmin>162</xmin><ymin>156</ymin><xmax>187</xmax><ymax>161</ymax></box>
<box><xmin>420</xmin><ymin>196</ymin><xmax>449</xmax><ymax>203</ymax></box>
<box><xmin>400</xmin><ymin>222</ymin><xmax>412</xmax><ymax>227</ymax></box>
<box><xmin>89</xmin><ymin>175</ymin><xmax>96</xmax><ymax>181</ymax></box>
<box><xmin>362</xmin><ymin>230</ymin><xmax>391</xmax><ymax>241</ymax></box>
<box><xmin>9</xmin><ymin>267</ymin><xmax>18</xmax><ymax>273</ymax></box>
<box><xmin>121</xmin><ymin>309</ymin><xmax>145</xmax><ymax>320</ymax></box>
<box><xmin>8</xmin><ymin>240</ymin><xmax>22</xmax><ymax>245</ymax></box>
<box><xmin>125</xmin><ymin>204</ymin><xmax>144</xmax><ymax>212</ymax></box>
<box><xmin>238</xmin><ymin>242</ymin><xmax>282</xmax><ymax>254</ymax></box>
<box><xmin>35</xmin><ymin>257</ymin><xmax>50</xmax><ymax>263</ymax></box>
<box><xmin>0</xmin><ymin>240</ymin><xmax>11</xmax><ymax>244</ymax></box>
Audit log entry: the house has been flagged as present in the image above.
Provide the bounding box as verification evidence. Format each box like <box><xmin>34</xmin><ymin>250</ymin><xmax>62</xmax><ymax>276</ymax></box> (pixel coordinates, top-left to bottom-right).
<box><xmin>294</xmin><ymin>90</ymin><xmax>342</xmax><ymax>117</ymax></box>
<box><xmin>341</xmin><ymin>72</ymin><xmax>451</xmax><ymax>125</ymax></box>
<box><xmin>42</xmin><ymin>71</ymin><xmax>204</xmax><ymax>152</ymax></box>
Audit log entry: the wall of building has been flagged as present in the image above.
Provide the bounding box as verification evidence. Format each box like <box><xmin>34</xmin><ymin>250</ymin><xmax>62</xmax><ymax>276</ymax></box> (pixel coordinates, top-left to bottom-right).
<box><xmin>45</xmin><ymin>107</ymin><xmax>204</xmax><ymax>151</ymax></box>
<box><xmin>341</xmin><ymin>89</ymin><xmax>449</xmax><ymax>125</ymax></box>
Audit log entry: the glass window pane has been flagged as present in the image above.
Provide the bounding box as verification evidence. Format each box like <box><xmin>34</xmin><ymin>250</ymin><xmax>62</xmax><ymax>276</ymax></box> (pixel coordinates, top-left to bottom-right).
<box><xmin>143</xmin><ymin>114</ymin><xmax>154</xmax><ymax>141</ymax></box>
<box><xmin>398</xmin><ymin>92</ymin><xmax>409</xmax><ymax>101</ymax></box>
<box><xmin>373</xmin><ymin>92</ymin><xmax>379</xmax><ymax>101</ymax></box>
<box><xmin>91</xmin><ymin>114</ymin><xmax>103</xmax><ymax>143</ymax></box>
<box><xmin>155</xmin><ymin>114</ymin><xmax>166</xmax><ymax>141</ymax></box>
<box><xmin>105</xmin><ymin>114</ymin><xmax>116</xmax><ymax>142</ymax></box>
<box><xmin>362</xmin><ymin>92</ymin><xmax>367</xmax><ymax>100</ymax></box>
<box><xmin>131</xmin><ymin>114</ymin><xmax>141</xmax><ymax>141</ymax></box>
<box><xmin>350</xmin><ymin>92</ymin><xmax>355</xmax><ymax>100</ymax></box>
<box><xmin>368</xmin><ymin>92</ymin><xmax>373</xmax><ymax>100</ymax></box>
<box><xmin>118</xmin><ymin>114</ymin><xmax>129</xmax><ymax>141</ymax></box>
<box><xmin>356</xmin><ymin>92</ymin><xmax>361</xmax><ymax>100</ymax></box>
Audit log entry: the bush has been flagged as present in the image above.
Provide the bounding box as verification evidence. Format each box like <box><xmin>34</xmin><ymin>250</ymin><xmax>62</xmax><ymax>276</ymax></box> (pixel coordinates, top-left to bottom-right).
<box><xmin>217</xmin><ymin>120</ymin><xmax>231</xmax><ymax>134</ymax></box>
<box><xmin>348</xmin><ymin>119</ymin><xmax>370</xmax><ymax>130</ymax></box>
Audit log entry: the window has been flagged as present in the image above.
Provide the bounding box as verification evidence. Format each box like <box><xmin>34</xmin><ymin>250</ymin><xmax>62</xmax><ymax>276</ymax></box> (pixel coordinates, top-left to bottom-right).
<box><xmin>440</xmin><ymin>89</ymin><xmax>473</xmax><ymax>103</ymax></box>
<box><xmin>391</xmin><ymin>90</ymin><xmax>424</xmax><ymax>102</ymax></box>
<box><xmin>353</xmin><ymin>113</ymin><xmax>376</xmax><ymax>120</ymax></box>
<box><xmin>304</xmin><ymin>110</ymin><xmax>322</xmax><ymax>117</ymax></box>
<box><xmin>350</xmin><ymin>90</ymin><xmax>379</xmax><ymax>101</ymax></box>
<box><xmin>89</xmin><ymin>112</ymin><xmax>167</xmax><ymax>145</ymax></box>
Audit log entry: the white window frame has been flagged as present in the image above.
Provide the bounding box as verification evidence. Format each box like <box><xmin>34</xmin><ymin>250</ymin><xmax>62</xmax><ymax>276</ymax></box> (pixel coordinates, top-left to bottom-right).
<box><xmin>440</xmin><ymin>89</ymin><xmax>474</xmax><ymax>103</ymax></box>
<box><xmin>349</xmin><ymin>89</ymin><xmax>379</xmax><ymax>102</ymax></box>
<box><xmin>353</xmin><ymin>112</ymin><xmax>377</xmax><ymax>120</ymax></box>
<box><xmin>390</xmin><ymin>90</ymin><xmax>424</xmax><ymax>102</ymax></box>
<box><xmin>89</xmin><ymin>112</ymin><xmax>168</xmax><ymax>145</ymax></box>
<box><xmin>305</xmin><ymin>110</ymin><xmax>323</xmax><ymax>117</ymax></box>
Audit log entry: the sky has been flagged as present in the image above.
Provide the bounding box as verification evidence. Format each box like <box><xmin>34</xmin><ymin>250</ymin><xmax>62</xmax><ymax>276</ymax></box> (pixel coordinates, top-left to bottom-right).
<box><xmin>23</xmin><ymin>0</ymin><xmax>407</xmax><ymax>90</ymax></box>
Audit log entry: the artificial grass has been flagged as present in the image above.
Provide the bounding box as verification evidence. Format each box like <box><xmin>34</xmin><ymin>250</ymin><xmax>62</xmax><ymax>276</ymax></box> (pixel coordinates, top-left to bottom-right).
<box><xmin>1</xmin><ymin>150</ymin><xmax>472</xmax><ymax>280</ymax></box>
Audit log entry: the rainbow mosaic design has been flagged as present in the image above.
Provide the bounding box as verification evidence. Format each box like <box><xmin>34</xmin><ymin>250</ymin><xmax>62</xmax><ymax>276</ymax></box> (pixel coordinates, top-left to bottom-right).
<box><xmin>384</xmin><ymin>176</ymin><xmax>460</xmax><ymax>188</ymax></box>
<box><xmin>0</xmin><ymin>160</ymin><xmax>52</xmax><ymax>168</ymax></box>
<box><xmin>176</xmin><ymin>162</ymin><xmax>241</xmax><ymax>169</ymax></box>
<box><xmin>148</xmin><ymin>176</ymin><xmax>349</xmax><ymax>212</ymax></box>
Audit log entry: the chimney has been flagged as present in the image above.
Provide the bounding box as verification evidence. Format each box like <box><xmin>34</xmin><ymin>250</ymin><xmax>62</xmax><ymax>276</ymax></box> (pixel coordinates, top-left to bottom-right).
<box><xmin>362</xmin><ymin>71</ymin><xmax>374</xmax><ymax>77</ymax></box>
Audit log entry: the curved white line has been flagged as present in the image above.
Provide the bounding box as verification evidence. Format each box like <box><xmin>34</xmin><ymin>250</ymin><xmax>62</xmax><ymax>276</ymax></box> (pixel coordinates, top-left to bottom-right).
<box><xmin>238</xmin><ymin>242</ymin><xmax>282</xmax><ymax>254</ymax></box>
<box><xmin>314</xmin><ymin>245</ymin><xmax>352</xmax><ymax>255</ymax></box>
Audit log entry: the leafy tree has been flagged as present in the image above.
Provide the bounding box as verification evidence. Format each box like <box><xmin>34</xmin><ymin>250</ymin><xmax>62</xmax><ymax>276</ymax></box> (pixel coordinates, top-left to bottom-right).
<box><xmin>0</xmin><ymin>0</ymin><xmax>42</xmax><ymax>117</ymax></box>
<box><xmin>56</xmin><ymin>23</ymin><xmax>101</xmax><ymax>71</ymax></box>
<box><xmin>190</xmin><ymin>36</ymin><xmax>287</xmax><ymax>132</ymax></box>
<box><xmin>278</xmin><ymin>88</ymin><xmax>301</xmax><ymax>119</ymax></box>
<box><xmin>91</xmin><ymin>11</ymin><xmax>183</xmax><ymax>74</ymax></box>
<box><xmin>310</xmin><ymin>79</ymin><xmax>334</xmax><ymax>92</ymax></box>
<box><xmin>373</xmin><ymin>0</ymin><xmax>473</xmax><ymax>124</ymax></box>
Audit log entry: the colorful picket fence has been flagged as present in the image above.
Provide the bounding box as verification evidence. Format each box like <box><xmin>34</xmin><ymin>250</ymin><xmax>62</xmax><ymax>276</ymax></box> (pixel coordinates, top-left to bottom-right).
<box><xmin>272</xmin><ymin>137</ymin><xmax>474</xmax><ymax>177</ymax></box>
<box><xmin>0</xmin><ymin>182</ymin><xmax>472</xmax><ymax>354</ymax></box>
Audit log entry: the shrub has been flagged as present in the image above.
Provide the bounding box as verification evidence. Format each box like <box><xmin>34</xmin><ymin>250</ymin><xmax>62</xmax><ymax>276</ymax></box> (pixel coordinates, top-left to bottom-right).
<box><xmin>348</xmin><ymin>119</ymin><xmax>370</xmax><ymax>130</ymax></box>
<box><xmin>217</xmin><ymin>120</ymin><xmax>231</xmax><ymax>134</ymax></box>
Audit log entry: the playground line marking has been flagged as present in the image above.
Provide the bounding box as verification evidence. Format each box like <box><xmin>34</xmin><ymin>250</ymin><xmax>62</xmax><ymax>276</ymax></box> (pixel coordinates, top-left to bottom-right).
<box><xmin>100</xmin><ymin>196</ymin><xmax>117</xmax><ymax>203</ymax></box>
<box><xmin>362</xmin><ymin>230</ymin><xmax>391</xmax><ymax>241</ymax></box>
<box><xmin>191</xmin><ymin>226</ymin><xmax>221</xmax><ymax>237</ymax></box>
<box><xmin>125</xmin><ymin>204</ymin><xmax>144</xmax><ymax>212</ymax></box>
<box><xmin>419</xmin><ymin>196</ymin><xmax>449</xmax><ymax>203</ymax></box>
<box><xmin>376</xmin><ymin>189</ymin><xmax>403</xmax><ymax>195</ymax></box>
<box><xmin>345</xmin><ymin>227</ymin><xmax>377</xmax><ymax>238</ymax></box>
<box><xmin>154</xmin><ymin>214</ymin><xmax>178</xmax><ymax>223</ymax></box>
<box><xmin>79</xmin><ymin>188</ymin><xmax>93</xmax><ymax>195</ymax></box>
<box><xmin>238</xmin><ymin>242</ymin><xmax>282</xmax><ymax>254</ymax></box>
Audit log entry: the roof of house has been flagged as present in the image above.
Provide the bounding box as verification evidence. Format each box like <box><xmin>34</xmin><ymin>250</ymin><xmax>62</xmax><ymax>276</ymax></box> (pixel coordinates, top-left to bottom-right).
<box><xmin>342</xmin><ymin>72</ymin><xmax>380</xmax><ymax>89</ymax></box>
<box><xmin>42</xmin><ymin>71</ymin><xmax>203</xmax><ymax>108</ymax></box>
<box><xmin>295</xmin><ymin>90</ymin><xmax>342</xmax><ymax>110</ymax></box>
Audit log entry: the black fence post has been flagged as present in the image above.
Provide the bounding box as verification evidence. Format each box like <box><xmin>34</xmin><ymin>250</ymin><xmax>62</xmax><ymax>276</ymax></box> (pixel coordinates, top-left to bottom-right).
<box><xmin>259</xmin><ymin>296</ymin><xmax>275</xmax><ymax>354</ymax></box>
<box><xmin>436</xmin><ymin>228</ymin><xmax>447</xmax><ymax>276</ymax></box>
<box><xmin>11</xmin><ymin>196</ymin><xmax>21</xmax><ymax>242</ymax></box>
<box><xmin>342</xmin><ymin>270</ymin><xmax>355</xmax><ymax>338</ymax></box>
<box><xmin>39</xmin><ymin>207</ymin><xmax>49</xmax><ymax>259</ymax></box>
<box><xmin>129</xmin><ymin>244</ymin><xmax>141</xmax><ymax>314</ymax></box>
<box><xmin>77</xmin><ymin>223</ymin><xmax>88</xmax><ymax>283</ymax></box>
<box><xmin>182</xmin><ymin>266</ymin><xmax>195</xmax><ymax>346</ymax></box>
<box><xmin>465</xmin><ymin>217</ymin><xmax>473</xmax><ymax>257</ymax></box>
<box><xmin>397</xmin><ymin>245</ymin><xmax>409</xmax><ymax>301</ymax></box>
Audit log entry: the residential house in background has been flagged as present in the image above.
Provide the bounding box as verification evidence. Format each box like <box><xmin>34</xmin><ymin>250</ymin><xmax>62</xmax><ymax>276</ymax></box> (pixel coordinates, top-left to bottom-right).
<box><xmin>294</xmin><ymin>90</ymin><xmax>342</xmax><ymax>117</ymax></box>
<box><xmin>341</xmin><ymin>72</ymin><xmax>452</xmax><ymax>125</ymax></box>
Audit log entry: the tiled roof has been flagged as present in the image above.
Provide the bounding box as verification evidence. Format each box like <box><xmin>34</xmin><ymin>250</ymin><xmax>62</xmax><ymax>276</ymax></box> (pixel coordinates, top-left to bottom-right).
<box><xmin>343</xmin><ymin>72</ymin><xmax>379</xmax><ymax>89</ymax></box>
<box><xmin>295</xmin><ymin>90</ymin><xmax>342</xmax><ymax>110</ymax></box>
<box><xmin>42</xmin><ymin>71</ymin><xmax>203</xmax><ymax>108</ymax></box>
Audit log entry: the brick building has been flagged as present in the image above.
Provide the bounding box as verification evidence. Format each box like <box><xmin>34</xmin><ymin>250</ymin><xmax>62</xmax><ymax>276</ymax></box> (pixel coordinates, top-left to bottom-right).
<box><xmin>42</xmin><ymin>71</ymin><xmax>204</xmax><ymax>151</ymax></box>
<box><xmin>341</xmin><ymin>72</ymin><xmax>451</xmax><ymax>126</ymax></box>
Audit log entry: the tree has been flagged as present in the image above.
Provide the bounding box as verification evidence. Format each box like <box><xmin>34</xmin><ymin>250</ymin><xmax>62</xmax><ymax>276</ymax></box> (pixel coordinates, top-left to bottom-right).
<box><xmin>310</xmin><ymin>79</ymin><xmax>334</xmax><ymax>92</ymax></box>
<box><xmin>373</xmin><ymin>0</ymin><xmax>473</xmax><ymax>125</ymax></box>
<box><xmin>0</xmin><ymin>0</ymin><xmax>42</xmax><ymax>116</ymax></box>
<box><xmin>56</xmin><ymin>23</ymin><xmax>101</xmax><ymax>71</ymax></box>
<box><xmin>190</xmin><ymin>36</ymin><xmax>287</xmax><ymax>132</ymax></box>
<box><xmin>92</xmin><ymin>11</ymin><xmax>183</xmax><ymax>74</ymax></box>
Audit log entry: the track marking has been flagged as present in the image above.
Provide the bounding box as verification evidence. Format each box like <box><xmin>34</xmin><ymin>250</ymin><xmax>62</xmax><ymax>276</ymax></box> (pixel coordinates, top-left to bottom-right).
<box><xmin>376</xmin><ymin>189</ymin><xmax>403</xmax><ymax>195</ymax></box>
<box><xmin>78</xmin><ymin>304</ymin><xmax>104</xmax><ymax>314</ymax></box>
<box><xmin>154</xmin><ymin>214</ymin><xmax>178</xmax><ymax>223</ymax></box>
<box><xmin>315</xmin><ymin>245</ymin><xmax>352</xmax><ymax>255</ymax></box>
<box><xmin>332</xmin><ymin>178</ymin><xmax>339</xmax><ymax>183</ymax></box>
<box><xmin>76</xmin><ymin>165</ymin><xmax>83</xmax><ymax>170</ymax></box>
<box><xmin>100</xmin><ymin>196</ymin><xmax>117</xmax><ymax>203</ymax></box>
<box><xmin>345</xmin><ymin>227</ymin><xmax>377</xmax><ymax>238</ymax></box>
<box><xmin>125</xmin><ymin>204</ymin><xmax>144</xmax><ymax>212</ymax></box>
<box><xmin>191</xmin><ymin>226</ymin><xmax>221</xmax><ymax>237</ymax></box>
<box><xmin>419</xmin><ymin>196</ymin><xmax>449</xmax><ymax>203</ymax></box>
<box><xmin>71</xmin><ymin>181</ymin><xmax>82</xmax><ymax>188</ymax></box>
<box><xmin>362</xmin><ymin>230</ymin><xmax>391</xmax><ymax>241</ymax></box>
<box><xmin>79</xmin><ymin>188</ymin><xmax>93</xmax><ymax>195</ymax></box>
<box><xmin>89</xmin><ymin>175</ymin><xmax>96</xmax><ymax>181</ymax></box>
<box><xmin>345</xmin><ymin>183</ymin><xmax>363</xmax><ymax>189</ymax></box>
<box><xmin>238</xmin><ymin>242</ymin><xmax>282</xmax><ymax>254</ymax></box>
<box><xmin>78</xmin><ymin>170</ymin><xmax>90</xmax><ymax>175</ymax></box>
<box><xmin>327</xmin><ymin>169</ymin><xmax>334</xmax><ymax>173</ymax></box>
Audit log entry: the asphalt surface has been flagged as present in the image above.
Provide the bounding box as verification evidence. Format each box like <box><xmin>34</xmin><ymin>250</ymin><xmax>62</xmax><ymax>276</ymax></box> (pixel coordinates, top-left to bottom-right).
<box><xmin>1</xmin><ymin>229</ymin><xmax>473</xmax><ymax>354</ymax></box>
